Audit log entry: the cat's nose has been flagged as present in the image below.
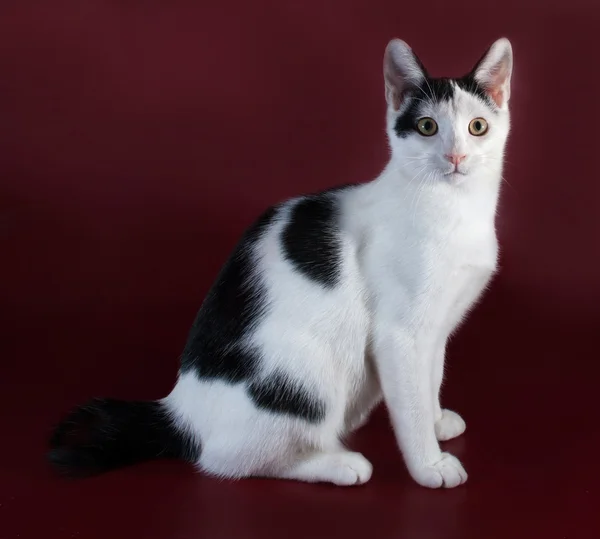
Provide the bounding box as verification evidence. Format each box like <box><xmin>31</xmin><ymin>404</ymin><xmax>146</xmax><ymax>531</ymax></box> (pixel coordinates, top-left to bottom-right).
<box><xmin>444</xmin><ymin>153</ymin><xmax>467</xmax><ymax>166</ymax></box>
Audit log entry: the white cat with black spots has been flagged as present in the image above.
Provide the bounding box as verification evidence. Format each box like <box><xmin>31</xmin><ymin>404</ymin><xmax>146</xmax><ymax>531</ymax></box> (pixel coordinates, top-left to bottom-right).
<box><xmin>50</xmin><ymin>37</ymin><xmax>513</xmax><ymax>489</ymax></box>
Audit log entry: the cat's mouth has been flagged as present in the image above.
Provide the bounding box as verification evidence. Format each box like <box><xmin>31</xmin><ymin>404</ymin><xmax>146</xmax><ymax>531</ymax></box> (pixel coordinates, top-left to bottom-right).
<box><xmin>443</xmin><ymin>169</ymin><xmax>467</xmax><ymax>178</ymax></box>
<box><xmin>443</xmin><ymin>170</ymin><xmax>468</xmax><ymax>183</ymax></box>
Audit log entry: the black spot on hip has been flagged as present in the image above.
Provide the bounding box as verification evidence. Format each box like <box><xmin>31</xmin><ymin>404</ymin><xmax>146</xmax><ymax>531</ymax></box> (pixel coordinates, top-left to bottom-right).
<box><xmin>247</xmin><ymin>371</ymin><xmax>326</xmax><ymax>423</ymax></box>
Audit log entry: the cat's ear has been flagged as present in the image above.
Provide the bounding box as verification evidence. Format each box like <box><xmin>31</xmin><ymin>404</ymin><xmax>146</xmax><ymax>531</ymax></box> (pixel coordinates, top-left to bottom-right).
<box><xmin>384</xmin><ymin>39</ymin><xmax>426</xmax><ymax>111</ymax></box>
<box><xmin>472</xmin><ymin>38</ymin><xmax>513</xmax><ymax>109</ymax></box>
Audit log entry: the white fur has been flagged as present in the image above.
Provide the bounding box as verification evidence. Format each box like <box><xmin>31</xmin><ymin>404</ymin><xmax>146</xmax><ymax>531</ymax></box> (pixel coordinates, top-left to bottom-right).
<box><xmin>164</xmin><ymin>38</ymin><xmax>512</xmax><ymax>488</ymax></box>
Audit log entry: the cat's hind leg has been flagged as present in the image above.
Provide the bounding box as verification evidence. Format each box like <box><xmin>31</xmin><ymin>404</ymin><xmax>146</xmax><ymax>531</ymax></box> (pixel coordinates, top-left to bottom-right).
<box><xmin>199</xmin><ymin>411</ymin><xmax>374</xmax><ymax>486</ymax></box>
<box><xmin>344</xmin><ymin>355</ymin><xmax>382</xmax><ymax>433</ymax></box>
<box><xmin>275</xmin><ymin>449</ymin><xmax>373</xmax><ymax>486</ymax></box>
<box><xmin>190</xmin><ymin>384</ymin><xmax>373</xmax><ymax>486</ymax></box>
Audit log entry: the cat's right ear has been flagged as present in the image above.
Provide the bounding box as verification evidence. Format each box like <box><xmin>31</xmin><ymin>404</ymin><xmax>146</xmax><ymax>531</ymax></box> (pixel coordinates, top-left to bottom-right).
<box><xmin>384</xmin><ymin>39</ymin><xmax>426</xmax><ymax>111</ymax></box>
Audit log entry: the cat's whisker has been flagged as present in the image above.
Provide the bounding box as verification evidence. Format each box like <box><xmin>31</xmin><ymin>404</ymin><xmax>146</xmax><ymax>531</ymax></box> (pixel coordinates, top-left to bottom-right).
<box><xmin>422</xmin><ymin>77</ymin><xmax>436</xmax><ymax>105</ymax></box>
<box><xmin>500</xmin><ymin>175</ymin><xmax>515</xmax><ymax>191</ymax></box>
<box><xmin>403</xmin><ymin>154</ymin><xmax>428</xmax><ymax>160</ymax></box>
<box><xmin>412</xmin><ymin>170</ymin><xmax>435</xmax><ymax>225</ymax></box>
<box><xmin>404</xmin><ymin>165</ymin><xmax>429</xmax><ymax>209</ymax></box>
<box><xmin>408</xmin><ymin>167</ymin><xmax>433</xmax><ymax>221</ymax></box>
<box><xmin>412</xmin><ymin>85</ymin><xmax>429</xmax><ymax>100</ymax></box>
<box><xmin>483</xmin><ymin>156</ymin><xmax>512</xmax><ymax>165</ymax></box>
<box><xmin>405</xmin><ymin>165</ymin><xmax>429</xmax><ymax>195</ymax></box>
<box><xmin>480</xmin><ymin>162</ymin><xmax>516</xmax><ymax>192</ymax></box>
<box><xmin>408</xmin><ymin>95</ymin><xmax>433</xmax><ymax>106</ymax></box>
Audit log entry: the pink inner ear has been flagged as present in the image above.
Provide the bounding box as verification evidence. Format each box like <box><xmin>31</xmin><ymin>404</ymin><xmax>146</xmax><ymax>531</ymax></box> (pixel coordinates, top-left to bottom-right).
<box><xmin>386</xmin><ymin>81</ymin><xmax>406</xmax><ymax>111</ymax></box>
<box><xmin>489</xmin><ymin>89</ymin><xmax>504</xmax><ymax>107</ymax></box>
<box><xmin>385</xmin><ymin>68</ymin><xmax>407</xmax><ymax>111</ymax></box>
<box><xmin>485</xmin><ymin>64</ymin><xmax>509</xmax><ymax>107</ymax></box>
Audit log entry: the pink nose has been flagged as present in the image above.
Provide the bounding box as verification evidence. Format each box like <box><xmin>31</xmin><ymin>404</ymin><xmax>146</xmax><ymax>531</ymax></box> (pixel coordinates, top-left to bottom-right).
<box><xmin>444</xmin><ymin>153</ymin><xmax>467</xmax><ymax>166</ymax></box>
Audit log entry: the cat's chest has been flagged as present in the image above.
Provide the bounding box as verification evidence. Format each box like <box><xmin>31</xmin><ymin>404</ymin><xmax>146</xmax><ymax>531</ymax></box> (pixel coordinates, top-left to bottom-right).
<box><xmin>431</xmin><ymin>221</ymin><xmax>498</xmax><ymax>276</ymax></box>
<box><xmin>421</xmin><ymin>188</ymin><xmax>498</xmax><ymax>269</ymax></box>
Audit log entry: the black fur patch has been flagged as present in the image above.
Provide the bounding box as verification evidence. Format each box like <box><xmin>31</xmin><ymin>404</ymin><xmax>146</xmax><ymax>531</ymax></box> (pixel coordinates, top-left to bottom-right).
<box><xmin>393</xmin><ymin>96</ymin><xmax>424</xmax><ymax>138</ymax></box>
<box><xmin>180</xmin><ymin>207</ymin><xmax>277</xmax><ymax>382</ymax></box>
<box><xmin>394</xmin><ymin>75</ymin><xmax>493</xmax><ymax>138</ymax></box>
<box><xmin>394</xmin><ymin>77</ymin><xmax>454</xmax><ymax>138</ymax></box>
<box><xmin>48</xmin><ymin>398</ymin><xmax>197</xmax><ymax>476</ymax></box>
<box><xmin>180</xmin><ymin>195</ymin><xmax>337</xmax><ymax>424</ymax></box>
<box><xmin>281</xmin><ymin>194</ymin><xmax>343</xmax><ymax>288</ymax></box>
<box><xmin>455</xmin><ymin>75</ymin><xmax>493</xmax><ymax>107</ymax></box>
<box><xmin>247</xmin><ymin>372</ymin><xmax>326</xmax><ymax>423</ymax></box>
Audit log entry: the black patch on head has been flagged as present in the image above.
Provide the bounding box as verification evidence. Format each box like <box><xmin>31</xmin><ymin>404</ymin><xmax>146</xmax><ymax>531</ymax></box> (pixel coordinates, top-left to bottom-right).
<box><xmin>48</xmin><ymin>398</ymin><xmax>198</xmax><ymax>477</ymax></box>
<box><xmin>393</xmin><ymin>96</ymin><xmax>422</xmax><ymax>138</ymax></box>
<box><xmin>425</xmin><ymin>77</ymin><xmax>456</xmax><ymax>102</ymax></box>
<box><xmin>455</xmin><ymin>74</ymin><xmax>495</xmax><ymax>109</ymax></box>
<box><xmin>247</xmin><ymin>371</ymin><xmax>326</xmax><ymax>423</ymax></box>
<box><xmin>394</xmin><ymin>77</ymin><xmax>455</xmax><ymax>138</ymax></box>
<box><xmin>394</xmin><ymin>74</ymin><xmax>494</xmax><ymax>138</ymax></box>
<box><xmin>281</xmin><ymin>193</ymin><xmax>343</xmax><ymax>288</ymax></box>
<box><xmin>181</xmin><ymin>207</ymin><xmax>277</xmax><ymax>382</ymax></box>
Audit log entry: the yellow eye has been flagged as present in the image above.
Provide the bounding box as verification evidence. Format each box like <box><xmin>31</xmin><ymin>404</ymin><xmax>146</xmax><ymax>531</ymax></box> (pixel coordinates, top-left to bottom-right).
<box><xmin>469</xmin><ymin>118</ymin><xmax>488</xmax><ymax>136</ymax></box>
<box><xmin>416</xmin><ymin>117</ymin><xmax>438</xmax><ymax>137</ymax></box>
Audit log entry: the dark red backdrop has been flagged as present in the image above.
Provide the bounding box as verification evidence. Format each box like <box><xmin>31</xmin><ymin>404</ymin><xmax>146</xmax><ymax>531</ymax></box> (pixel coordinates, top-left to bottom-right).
<box><xmin>1</xmin><ymin>1</ymin><xmax>599</xmax><ymax>538</ymax></box>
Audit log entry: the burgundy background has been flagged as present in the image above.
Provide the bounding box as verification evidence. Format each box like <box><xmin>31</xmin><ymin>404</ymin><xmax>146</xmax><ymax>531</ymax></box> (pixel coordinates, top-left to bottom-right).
<box><xmin>1</xmin><ymin>1</ymin><xmax>599</xmax><ymax>538</ymax></box>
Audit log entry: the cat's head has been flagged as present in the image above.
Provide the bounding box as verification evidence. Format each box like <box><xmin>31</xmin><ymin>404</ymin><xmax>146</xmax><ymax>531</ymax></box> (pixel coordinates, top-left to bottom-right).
<box><xmin>384</xmin><ymin>38</ymin><xmax>513</xmax><ymax>184</ymax></box>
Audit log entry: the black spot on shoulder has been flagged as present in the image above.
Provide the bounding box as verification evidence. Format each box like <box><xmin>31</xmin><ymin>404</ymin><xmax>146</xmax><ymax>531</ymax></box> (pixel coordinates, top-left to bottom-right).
<box><xmin>180</xmin><ymin>207</ymin><xmax>277</xmax><ymax>382</ymax></box>
<box><xmin>281</xmin><ymin>193</ymin><xmax>343</xmax><ymax>288</ymax></box>
<box><xmin>247</xmin><ymin>371</ymin><xmax>326</xmax><ymax>423</ymax></box>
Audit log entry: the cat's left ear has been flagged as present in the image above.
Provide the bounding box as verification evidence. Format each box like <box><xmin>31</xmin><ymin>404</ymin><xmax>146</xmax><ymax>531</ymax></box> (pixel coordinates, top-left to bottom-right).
<box><xmin>384</xmin><ymin>39</ymin><xmax>427</xmax><ymax>111</ymax></box>
<box><xmin>472</xmin><ymin>38</ymin><xmax>513</xmax><ymax>109</ymax></box>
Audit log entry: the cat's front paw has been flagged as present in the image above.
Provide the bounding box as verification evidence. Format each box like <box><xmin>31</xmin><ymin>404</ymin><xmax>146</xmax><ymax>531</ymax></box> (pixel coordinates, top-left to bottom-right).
<box><xmin>435</xmin><ymin>409</ymin><xmax>466</xmax><ymax>441</ymax></box>
<box><xmin>410</xmin><ymin>452</ymin><xmax>467</xmax><ymax>488</ymax></box>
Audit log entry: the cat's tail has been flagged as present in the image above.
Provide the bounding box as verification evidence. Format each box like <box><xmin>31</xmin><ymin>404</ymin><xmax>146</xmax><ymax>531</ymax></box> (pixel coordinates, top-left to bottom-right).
<box><xmin>48</xmin><ymin>398</ymin><xmax>197</xmax><ymax>477</ymax></box>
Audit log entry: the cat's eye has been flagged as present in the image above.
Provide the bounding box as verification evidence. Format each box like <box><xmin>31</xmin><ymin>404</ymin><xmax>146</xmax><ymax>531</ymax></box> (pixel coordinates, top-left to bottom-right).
<box><xmin>416</xmin><ymin>117</ymin><xmax>438</xmax><ymax>137</ymax></box>
<box><xmin>468</xmin><ymin>118</ymin><xmax>488</xmax><ymax>136</ymax></box>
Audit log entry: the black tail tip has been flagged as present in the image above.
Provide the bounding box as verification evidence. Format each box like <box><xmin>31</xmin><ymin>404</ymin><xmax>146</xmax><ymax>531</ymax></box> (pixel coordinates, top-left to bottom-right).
<box><xmin>48</xmin><ymin>397</ymin><xmax>196</xmax><ymax>477</ymax></box>
<box><xmin>47</xmin><ymin>447</ymin><xmax>101</xmax><ymax>478</ymax></box>
<box><xmin>48</xmin><ymin>398</ymin><xmax>124</xmax><ymax>477</ymax></box>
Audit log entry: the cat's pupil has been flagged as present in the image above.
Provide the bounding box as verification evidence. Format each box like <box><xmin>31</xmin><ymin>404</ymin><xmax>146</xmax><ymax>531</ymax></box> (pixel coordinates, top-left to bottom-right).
<box><xmin>424</xmin><ymin>121</ymin><xmax>432</xmax><ymax>130</ymax></box>
<box><xmin>474</xmin><ymin>121</ymin><xmax>482</xmax><ymax>131</ymax></box>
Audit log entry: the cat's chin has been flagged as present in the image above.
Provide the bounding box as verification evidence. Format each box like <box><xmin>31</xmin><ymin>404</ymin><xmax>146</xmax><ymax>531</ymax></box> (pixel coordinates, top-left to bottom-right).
<box><xmin>443</xmin><ymin>171</ymin><xmax>468</xmax><ymax>184</ymax></box>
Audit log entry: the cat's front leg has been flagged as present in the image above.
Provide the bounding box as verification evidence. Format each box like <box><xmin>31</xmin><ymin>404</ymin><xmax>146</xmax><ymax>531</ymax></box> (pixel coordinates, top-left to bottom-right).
<box><xmin>431</xmin><ymin>338</ymin><xmax>466</xmax><ymax>442</ymax></box>
<box><xmin>373</xmin><ymin>325</ymin><xmax>467</xmax><ymax>489</ymax></box>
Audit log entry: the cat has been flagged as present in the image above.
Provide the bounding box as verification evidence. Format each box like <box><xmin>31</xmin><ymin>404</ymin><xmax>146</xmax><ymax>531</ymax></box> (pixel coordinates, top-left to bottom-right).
<box><xmin>49</xmin><ymin>37</ymin><xmax>513</xmax><ymax>489</ymax></box>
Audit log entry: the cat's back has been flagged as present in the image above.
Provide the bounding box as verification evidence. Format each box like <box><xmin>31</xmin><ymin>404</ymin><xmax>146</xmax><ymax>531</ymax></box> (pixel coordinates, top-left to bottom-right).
<box><xmin>181</xmin><ymin>183</ymin><xmax>368</xmax><ymax>376</ymax></box>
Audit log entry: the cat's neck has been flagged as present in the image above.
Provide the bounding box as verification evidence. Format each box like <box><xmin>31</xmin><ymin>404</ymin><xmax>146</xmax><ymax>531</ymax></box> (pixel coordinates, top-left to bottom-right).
<box><xmin>344</xmin><ymin>157</ymin><xmax>504</xmax><ymax>232</ymax></box>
